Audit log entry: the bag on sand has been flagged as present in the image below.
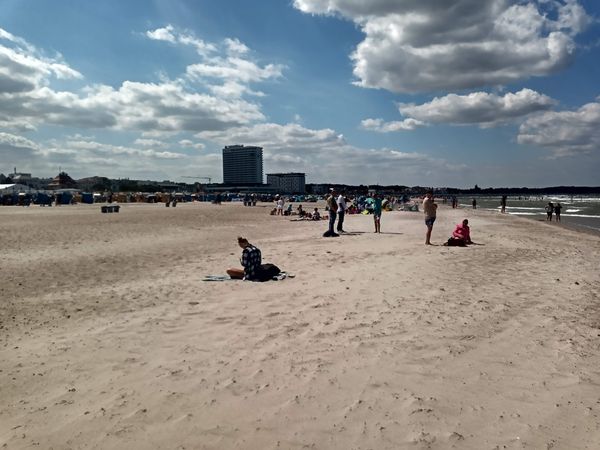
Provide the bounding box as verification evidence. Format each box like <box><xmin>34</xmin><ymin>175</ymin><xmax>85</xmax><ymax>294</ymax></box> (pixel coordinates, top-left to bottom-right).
<box><xmin>258</xmin><ymin>263</ymin><xmax>281</xmax><ymax>281</ymax></box>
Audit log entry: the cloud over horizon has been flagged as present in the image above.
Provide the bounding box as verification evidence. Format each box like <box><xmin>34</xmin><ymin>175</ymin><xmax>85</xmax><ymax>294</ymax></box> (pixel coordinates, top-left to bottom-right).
<box><xmin>196</xmin><ymin>122</ymin><xmax>465</xmax><ymax>184</ymax></box>
<box><xmin>518</xmin><ymin>98</ymin><xmax>600</xmax><ymax>157</ymax></box>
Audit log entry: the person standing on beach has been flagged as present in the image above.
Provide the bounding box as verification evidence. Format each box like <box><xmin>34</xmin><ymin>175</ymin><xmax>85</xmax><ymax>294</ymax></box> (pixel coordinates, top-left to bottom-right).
<box><xmin>554</xmin><ymin>202</ymin><xmax>562</xmax><ymax>222</ymax></box>
<box><xmin>423</xmin><ymin>191</ymin><xmax>437</xmax><ymax>245</ymax></box>
<box><xmin>472</xmin><ymin>198</ymin><xmax>477</xmax><ymax>209</ymax></box>
<box><xmin>545</xmin><ymin>202</ymin><xmax>554</xmax><ymax>221</ymax></box>
<box><xmin>276</xmin><ymin>196</ymin><xmax>284</xmax><ymax>216</ymax></box>
<box><xmin>373</xmin><ymin>193</ymin><xmax>382</xmax><ymax>233</ymax></box>
<box><xmin>336</xmin><ymin>191</ymin><xmax>347</xmax><ymax>233</ymax></box>
<box><xmin>500</xmin><ymin>195</ymin><xmax>507</xmax><ymax>213</ymax></box>
<box><xmin>324</xmin><ymin>189</ymin><xmax>339</xmax><ymax>237</ymax></box>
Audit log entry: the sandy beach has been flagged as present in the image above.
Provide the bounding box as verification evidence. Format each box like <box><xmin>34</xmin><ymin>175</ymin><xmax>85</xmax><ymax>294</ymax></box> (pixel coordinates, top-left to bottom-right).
<box><xmin>1</xmin><ymin>202</ymin><xmax>600</xmax><ymax>449</ymax></box>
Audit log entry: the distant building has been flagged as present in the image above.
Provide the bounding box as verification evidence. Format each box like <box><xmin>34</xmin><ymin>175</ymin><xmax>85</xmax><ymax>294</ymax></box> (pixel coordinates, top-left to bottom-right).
<box><xmin>267</xmin><ymin>172</ymin><xmax>306</xmax><ymax>194</ymax></box>
<box><xmin>48</xmin><ymin>172</ymin><xmax>77</xmax><ymax>189</ymax></box>
<box><xmin>222</xmin><ymin>145</ymin><xmax>263</xmax><ymax>185</ymax></box>
<box><xmin>12</xmin><ymin>173</ymin><xmax>31</xmax><ymax>182</ymax></box>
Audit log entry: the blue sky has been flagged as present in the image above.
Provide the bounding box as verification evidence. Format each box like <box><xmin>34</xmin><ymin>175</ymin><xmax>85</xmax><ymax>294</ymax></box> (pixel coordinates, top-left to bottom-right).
<box><xmin>1</xmin><ymin>0</ymin><xmax>599</xmax><ymax>187</ymax></box>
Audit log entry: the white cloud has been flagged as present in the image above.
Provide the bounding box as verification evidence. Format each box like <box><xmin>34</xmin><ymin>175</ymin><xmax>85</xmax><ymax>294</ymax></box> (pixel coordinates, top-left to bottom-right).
<box><xmin>186</xmin><ymin>58</ymin><xmax>283</xmax><ymax>84</ymax></box>
<box><xmin>0</xmin><ymin>28</ymin><xmax>280</xmax><ymax>133</ymax></box>
<box><xmin>179</xmin><ymin>139</ymin><xmax>205</xmax><ymax>150</ymax></box>
<box><xmin>361</xmin><ymin>89</ymin><xmax>555</xmax><ymax>131</ymax></box>
<box><xmin>0</xmin><ymin>131</ymin><xmax>39</xmax><ymax>150</ymax></box>
<box><xmin>225</xmin><ymin>38</ymin><xmax>250</xmax><ymax>55</ymax></box>
<box><xmin>146</xmin><ymin>25</ymin><xmax>283</xmax><ymax>93</ymax></box>
<box><xmin>134</xmin><ymin>138</ymin><xmax>168</xmax><ymax>148</ymax></box>
<box><xmin>518</xmin><ymin>98</ymin><xmax>600</xmax><ymax>156</ymax></box>
<box><xmin>146</xmin><ymin>25</ymin><xmax>177</xmax><ymax>43</ymax></box>
<box><xmin>360</xmin><ymin>117</ymin><xmax>425</xmax><ymax>132</ymax></box>
<box><xmin>0</xmin><ymin>132</ymin><xmax>220</xmax><ymax>180</ymax></box>
<box><xmin>0</xmin><ymin>27</ymin><xmax>82</xmax><ymax>96</ymax></box>
<box><xmin>398</xmin><ymin>89</ymin><xmax>556</xmax><ymax>127</ymax></box>
<box><xmin>146</xmin><ymin>25</ymin><xmax>216</xmax><ymax>55</ymax></box>
<box><xmin>294</xmin><ymin>1</ymin><xmax>592</xmax><ymax>93</ymax></box>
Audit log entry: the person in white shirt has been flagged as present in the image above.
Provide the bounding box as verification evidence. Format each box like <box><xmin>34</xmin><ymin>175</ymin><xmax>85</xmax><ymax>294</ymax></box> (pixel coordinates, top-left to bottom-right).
<box><xmin>276</xmin><ymin>196</ymin><xmax>284</xmax><ymax>216</ymax></box>
<box><xmin>336</xmin><ymin>192</ymin><xmax>347</xmax><ymax>233</ymax></box>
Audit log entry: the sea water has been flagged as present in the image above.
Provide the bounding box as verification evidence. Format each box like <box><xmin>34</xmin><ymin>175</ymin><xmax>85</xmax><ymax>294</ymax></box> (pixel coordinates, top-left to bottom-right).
<box><xmin>457</xmin><ymin>195</ymin><xmax>600</xmax><ymax>234</ymax></box>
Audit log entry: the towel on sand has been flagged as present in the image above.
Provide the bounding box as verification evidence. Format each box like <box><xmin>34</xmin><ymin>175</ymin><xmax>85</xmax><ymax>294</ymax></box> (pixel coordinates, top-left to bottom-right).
<box><xmin>202</xmin><ymin>273</ymin><xmax>294</xmax><ymax>282</ymax></box>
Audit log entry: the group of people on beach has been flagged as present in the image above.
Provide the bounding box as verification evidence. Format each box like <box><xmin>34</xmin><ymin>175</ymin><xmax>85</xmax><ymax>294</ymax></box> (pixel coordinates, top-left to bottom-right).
<box><xmin>228</xmin><ymin>190</ymin><xmax>477</xmax><ymax>281</ymax></box>
<box><xmin>322</xmin><ymin>188</ymin><xmax>383</xmax><ymax>236</ymax></box>
<box><xmin>546</xmin><ymin>202</ymin><xmax>562</xmax><ymax>222</ymax></box>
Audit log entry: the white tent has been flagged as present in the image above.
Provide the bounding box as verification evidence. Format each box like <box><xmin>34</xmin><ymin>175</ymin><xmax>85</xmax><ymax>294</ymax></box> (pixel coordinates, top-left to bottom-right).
<box><xmin>0</xmin><ymin>184</ymin><xmax>32</xmax><ymax>193</ymax></box>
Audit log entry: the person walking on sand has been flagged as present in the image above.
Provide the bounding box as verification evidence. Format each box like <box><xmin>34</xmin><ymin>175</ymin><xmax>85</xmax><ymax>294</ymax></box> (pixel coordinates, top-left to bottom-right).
<box><xmin>423</xmin><ymin>191</ymin><xmax>437</xmax><ymax>245</ymax></box>
<box><xmin>324</xmin><ymin>189</ymin><xmax>339</xmax><ymax>237</ymax></box>
<box><xmin>373</xmin><ymin>193</ymin><xmax>383</xmax><ymax>233</ymax></box>
<box><xmin>336</xmin><ymin>190</ymin><xmax>347</xmax><ymax>233</ymax></box>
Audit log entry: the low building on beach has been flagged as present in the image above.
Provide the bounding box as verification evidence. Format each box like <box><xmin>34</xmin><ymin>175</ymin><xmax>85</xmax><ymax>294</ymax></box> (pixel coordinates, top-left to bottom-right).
<box><xmin>266</xmin><ymin>172</ymin><xmax>306</xmax><ymax>194</ymax></box>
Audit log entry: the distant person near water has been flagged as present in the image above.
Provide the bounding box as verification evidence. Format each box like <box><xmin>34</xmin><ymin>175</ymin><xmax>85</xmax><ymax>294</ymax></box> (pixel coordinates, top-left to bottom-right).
<box><xmin>423</xmin><ymin>191</ymin><xmax>437</xmax><ymax>245</ymax></box>
<box><xmin>373</xmin><ymin>193</ymin><xmax>383</xmax><ymax>233</ymax></box>
<box><xmin>554</xmin><ymin>202</ymin><xmax>562</xmax><ymax>222</ymax></box>
<box><xmin>546</xmin><ymin>202</ymin><xmax>554</xmax><ymax>221</ymax></box>
<box><xmin>324</xmin><ymin>189</ymin><xmax>339</xmax><ymax>237</ymax></box>
<box><xmin>472</xmin><ymin>198</ymin><xmax>477</xmax><ymax>209</ymax></box>
<box><xmin>500</xmin><ymin>195</ymin><xmax>507</xmax><ymax>213</ymax></box>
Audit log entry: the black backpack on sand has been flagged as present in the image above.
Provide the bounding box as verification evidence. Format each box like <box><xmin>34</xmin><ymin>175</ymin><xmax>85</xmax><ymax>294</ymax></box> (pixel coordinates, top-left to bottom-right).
<box><xmin>257</xmin><ymin>263</ymin><xmax>281</xmax><ymax>281</ymax></box>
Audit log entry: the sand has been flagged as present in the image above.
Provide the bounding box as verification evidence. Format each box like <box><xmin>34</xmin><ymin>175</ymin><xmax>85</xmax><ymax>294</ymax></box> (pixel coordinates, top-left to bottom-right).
<box><xmin>1</xmin><ymin>202</ymin><xmax>599</xmax><ymax>449</ymax></box>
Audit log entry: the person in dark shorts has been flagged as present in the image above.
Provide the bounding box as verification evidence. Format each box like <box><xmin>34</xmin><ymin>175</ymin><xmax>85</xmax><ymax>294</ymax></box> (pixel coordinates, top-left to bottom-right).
<box><xmin>423</xmin><ymin>191</ymin><xmax>437</xmax><ymax>245</ymax></box>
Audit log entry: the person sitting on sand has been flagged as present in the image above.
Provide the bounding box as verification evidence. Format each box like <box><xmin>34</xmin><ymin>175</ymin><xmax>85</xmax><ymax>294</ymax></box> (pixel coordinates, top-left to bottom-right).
<box><xmin>312</xmin><ymin>208</ymin><xmax>321</xmax><ymax>220</ymax></box>
<box><xmin>448</xmin><ymin>219</ymin><xmax>473</xmax><ymax>247</ymax></box>
<box><xmin>297</xmin><ymin>204</ymin><xmax>305</xmax><ymax>217</ymax></box>
<box><xmin>226</xmin><ymin>237</ymin><xmax>263</xmax><ymax>280</ymax></box>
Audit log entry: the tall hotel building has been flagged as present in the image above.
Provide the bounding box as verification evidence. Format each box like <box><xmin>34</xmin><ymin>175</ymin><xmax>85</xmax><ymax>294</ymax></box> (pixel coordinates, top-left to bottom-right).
<box><xmin>222</xmin><ymin>145</ymin><xmax>263</xmax><ymax>185</ymax></box>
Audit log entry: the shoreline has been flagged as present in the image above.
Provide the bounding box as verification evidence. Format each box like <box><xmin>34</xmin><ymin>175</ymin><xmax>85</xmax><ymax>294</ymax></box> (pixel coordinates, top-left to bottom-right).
<box><xmin>2</xmin><ymin>203</ymin><xmax>600</xmax><ymax>449</ymax></box>
<box><xmin>504</xmin><ymin>210</ymin><xmax>600</xmax><ymax>237</ymax></box>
